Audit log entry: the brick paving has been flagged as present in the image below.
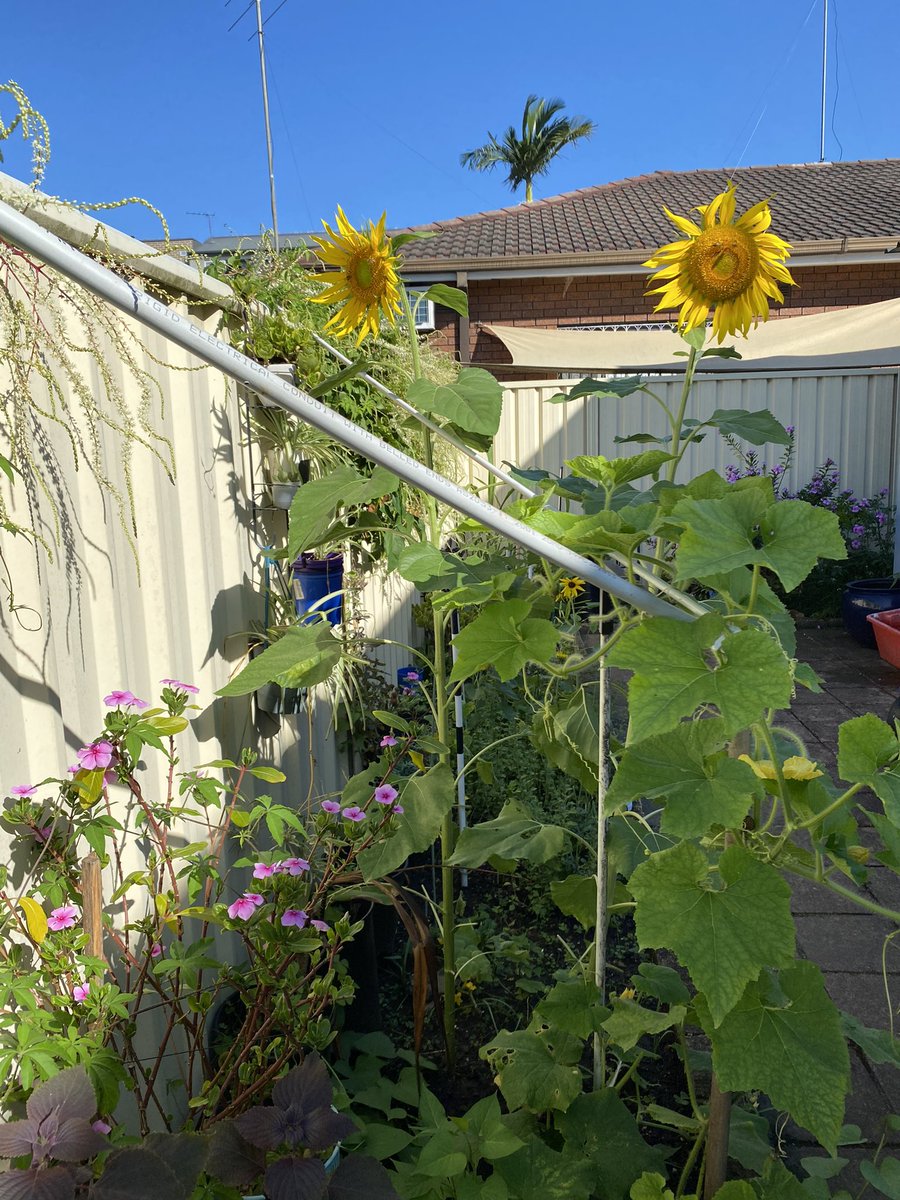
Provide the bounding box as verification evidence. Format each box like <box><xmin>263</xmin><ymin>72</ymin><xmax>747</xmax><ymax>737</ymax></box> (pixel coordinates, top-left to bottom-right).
<box><xmin>783</xmin><ymin>627</ymin><xmax>900</xmax><ymax>1181</ymax></box>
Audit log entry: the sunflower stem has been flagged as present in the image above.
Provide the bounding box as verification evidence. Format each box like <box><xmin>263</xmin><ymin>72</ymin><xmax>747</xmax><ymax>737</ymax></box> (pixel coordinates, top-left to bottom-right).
<box><xmin>399</xmin><ymin>278</ymin><xmax>456</xmax><ymax>1064</ymax></box>
<box><xmin>666</xmin><ymin>341</ymin><xmax>701</xmax><ymax>482</ymax></box>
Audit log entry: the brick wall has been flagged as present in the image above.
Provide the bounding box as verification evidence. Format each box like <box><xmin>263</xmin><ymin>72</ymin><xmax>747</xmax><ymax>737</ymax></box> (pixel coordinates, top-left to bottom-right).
<box><xmin>421</xmin><ymin>260</ymin><xmax>900</xmax><ymax>379</ymax></box>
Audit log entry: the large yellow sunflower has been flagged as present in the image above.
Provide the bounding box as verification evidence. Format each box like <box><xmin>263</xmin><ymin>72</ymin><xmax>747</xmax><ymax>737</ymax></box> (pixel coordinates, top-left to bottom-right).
<box><xmin>310</xmin><ymin>207</ymin><xmax>402</xmax><ymax>345</ymax></box>
<box><xmin>644</xmin><ymin>183</ymin><xmax>795</xmax><ymax>343</ymax></box>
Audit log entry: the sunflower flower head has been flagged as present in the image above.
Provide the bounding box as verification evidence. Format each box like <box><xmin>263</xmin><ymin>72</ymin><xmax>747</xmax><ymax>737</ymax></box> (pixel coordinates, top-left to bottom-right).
<box><xmin>558</xmin><ymin>576</ymin><xmax>586</xmax><ymax>601</ymax></box>
<box><xmin>310</xmin><ymin>207</ymin><xmax>402</xmax><ymax>345</ymax></box>
<box><xmin>644</xmin><ymin>183</ymin><xmax>795</xmax><ymax>343</ymax></box>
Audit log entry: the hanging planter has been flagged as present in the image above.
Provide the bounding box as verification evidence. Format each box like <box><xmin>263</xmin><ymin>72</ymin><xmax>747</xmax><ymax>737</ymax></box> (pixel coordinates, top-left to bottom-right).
<box><xmin>292</xmin><ymin>551</ymin><xmax>344</xmax><ymax>626</ymax></box>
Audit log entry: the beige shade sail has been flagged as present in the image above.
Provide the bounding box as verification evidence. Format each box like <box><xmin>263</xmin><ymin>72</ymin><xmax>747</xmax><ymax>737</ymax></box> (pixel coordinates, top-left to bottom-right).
<box><xmin>483</xmin><ymin>295</ymin><xmax>900</xmax><ymax>373</ymax></box>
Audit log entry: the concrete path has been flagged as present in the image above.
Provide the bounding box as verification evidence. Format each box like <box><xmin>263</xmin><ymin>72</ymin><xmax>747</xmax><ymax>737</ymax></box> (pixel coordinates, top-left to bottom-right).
<box><xmin>781</xmin><ymin>627</ymin><xmax>900</xmax><ymax>1181</ymax></box>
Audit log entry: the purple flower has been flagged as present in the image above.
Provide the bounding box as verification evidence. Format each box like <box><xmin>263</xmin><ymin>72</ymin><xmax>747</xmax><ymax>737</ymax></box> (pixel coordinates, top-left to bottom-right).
<box><xmin>92</xmin><ymin>1120</ymin><xmax>112</xmax><ymax>1135</ymax></box>
<box><xmin>48</xmin><ymin>904</ymin><xmax>79</xmax><ymax>931</ymax></box>
<box><xmin>103</xmin><ymin>690</ymin><xmax>148</xmax><ymax>708</ymax></box>
<box><xmin>852</xmin><ymin>524</ymin><xmax>865</xmax><ymax>535</ymax></box>
<box><xmin>380</xmin><ymin>735</ymin><xmax>398</xmax><ymax>748</ymax></box>
<box><xmin>160</xmin><ymin>678</ymin><xmax>200</xmax><ymax>694</ymax></box>
<box><xmin>786</xmin><ymin>425</ymin><xmax>795</xmax><ymax>435</ymax></box>
<box><xmin>311</xmin><ymin>919</ymin><xmax>329</xmax><ymax>932</ymax></box>
<box><xmin>227</xmin><ymin>893</ymin><xmax>264</xmax><ymax>921</ymax></box>
<box><xmin>851</xmin><ymin>540</ymin><xmax>862</xmax><ymax>550</ymax></box>
<box><xmin>10</xmin><ymin>784</ymin><xmax>37</xmax><ymax>797</ymax></box>
<box><xmin>392</xmin><ymin>804</ymin><xmax>405</xmax><ymax>815</ymax></box>
<box><xmin>77</xmin><ymin>741</ymin><xmax>114</xmax><ymax>771</ymax></box>
<box><xmin>72</xmin><ymin>981</ymin><xmax>90</xmax><ymax>1003</ymax></box>
<box><xmin>33</xmin><ymin>825</ymin><xmax>53</xmax><ymax>843</ymax></box>
<box><xmin>374</xmin><ymin>784</ymin><xmax>399</xmax><ymax>806</ymax></box>
<box><xmin>877</xmin><ymin>512</ymin><xmax>887</xmax><ymax>525</ymax></box>
<box><xmin>342</xmin><ymin>806</ymin><xmax>366</xmax><ymax>822</ymax></box>
<box><xmin>281</xmin><ymin>908</ymin><xmax>308</xmax><ymax>928</ymax></box>
<box><xmin>150</xmin><ymin>942</ymin><xmax>162</xmax><ymax>958</ymax></box>
<box><xmin>253</xmin><ymin>862</ymin><xmax>277</xmax><ymax>880</ymax></box>
<box><xmin>276</xmin><ymin>857</ymin><xmax>310</xmax><ymax>875</ymax></box>
<box><xmin>321</xmin><ymin>800</ymin><xmax>342</xmax><ymax>814</ymax></box>
<box><xmin>851</xmin><ymin>506</ymin><xmax>860</xmax><ymax>514</ymax></box>
<box><xmin>821</xmin><ymin>498</ymin><xmax>833</xmax><ymax>508</ymax></box>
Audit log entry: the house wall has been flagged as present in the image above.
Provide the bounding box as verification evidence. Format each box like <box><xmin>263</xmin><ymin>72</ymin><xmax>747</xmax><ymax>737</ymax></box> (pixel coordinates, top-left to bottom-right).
<box><xmin>424</xmin><ymin>261</ymin><xmax>900</xmax><ymax>380</ymax></box>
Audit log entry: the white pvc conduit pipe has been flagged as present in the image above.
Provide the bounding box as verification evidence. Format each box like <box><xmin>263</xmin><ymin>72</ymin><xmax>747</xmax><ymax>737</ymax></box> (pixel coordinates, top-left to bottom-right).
<box><xmin>0</xmin><ymin>196</ymin><xmax>693</xmax><ymax>622</ymax></box>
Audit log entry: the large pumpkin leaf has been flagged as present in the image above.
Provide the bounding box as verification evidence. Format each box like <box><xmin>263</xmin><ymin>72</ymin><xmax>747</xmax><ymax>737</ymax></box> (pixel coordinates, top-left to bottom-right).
<box><xmin>480</xmin><ymin>1026</ymin><xmax>582</xmax><ymax>1114</ymax></box>
<box><xmin>557</xmin><ymin>1090</ymin><xmax>667</xmax><ymax>1200</ymax></box>
<box><xmin>698</xmin><ymin>961</ymin><xmax>849</xmax><ymax>1154</ymax></box>
<box><xmin>607</xmin><ymin>615</ymin><xmax>793</xmax><ymax>741</ymax></box>
<box><xmin>449</xmin><ymin>601</ymin><xmax>558</xmax><ymax>684</ymax></box>
<box><xmin>629</xmin><ymin>842</ymin><xmax>795</xmax><ymax>1025</ymax></box>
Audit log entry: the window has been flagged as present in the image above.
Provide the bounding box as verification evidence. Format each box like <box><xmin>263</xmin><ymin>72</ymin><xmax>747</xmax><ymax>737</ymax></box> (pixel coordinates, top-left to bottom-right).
<box><xmin>405</xmin><ymin>292</ymin><xmax>435</xmax><ymax>331</ymax></box>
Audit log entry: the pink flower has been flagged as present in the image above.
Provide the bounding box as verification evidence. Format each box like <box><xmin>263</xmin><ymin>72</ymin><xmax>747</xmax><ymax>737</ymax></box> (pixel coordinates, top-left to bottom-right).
<box><xmin>72</xmin><ymin>982</ymin><xmax>90</xmax><ymax>1003</ymax></box>
<box><xmin>281</xmin><ymin>909</ymin><xmax>308</xmax><ymax>928</ymax></box>
<box><xmin>77</xmin><ymin>741</ymin><xmax>114</xmax><ymax>771</ymax></box>
<box><xmin>150</xmin><ymin>942</ymin><xmax>162</xmax><ymax>958</ymax></box>
<box><xmin>392</xmin><ymin>804</ymin><xmax>405</xmax><ymax>815</ymax></box>
<box><xmin>342</xmin><ymin>806</ymin><xmax>366</xmax><ymax>822</ymax></box>
<box><xmin>161</xmin><ymin>678</ymin><xmax>200</xmax><ymax>694</ymax></box>
<box><xmin>103</xmin><ymin>690</ymin><xmax>148</xmax><ymax>709</ymax></box>
<box><xmin>48</xmin><ymin>905</ymin><xmax>79</xmax><ymax>931</ymax></box>
<box><xmin>253</xmin><ymin>862</ymin><xmax>277</xmax><ymax>879</ymax></box>
<box><xmin>67</xmin><ymin>764</ymin><xmax>80</xmax><ymax>775</ymax></box>
<box><xmin>10</xmin><ymin>784</ymin><xmax>37</xmax><ymax>797</ymax></box>
<box><xmin>321</xmin><ymin>800</ymin><xmax>342</xmax><ymax>814</ymax></box>
<box><xmin>227</xmin><ymin>893</ymin><xmax>265</xmax><ymax>921</ymax></box>
<box><xmin>380</xmin><ymin>735</ymin><xmax>398</xmax><ymax>748</ymax></box>
<box><xmin>103</xmin><ymin>769</ymin><xmax>117</xmax><ymax>787</ymax></box>
<box><xmin>374</xmin><ymin>784</ymin><xmax>398</xmax><ymax>806</ymax></box>
<box><xmin>33</xmin><ymin>825</ymin><xmax>53</xmax><ymax>843</ymax></box>
<box><xmin>276</xmin><ymin>858</ymin><xmax>310</xmax><ymax>876</ymax></box>
<box><xmin>311</xmin><ymin>919</ymin><xmax>329</xmax><ymax>933</ymax></box>
<box><xmin>92</xmin><ymin>1121</ymin><xmax>111</xmax><ymax>1135</ymax></box>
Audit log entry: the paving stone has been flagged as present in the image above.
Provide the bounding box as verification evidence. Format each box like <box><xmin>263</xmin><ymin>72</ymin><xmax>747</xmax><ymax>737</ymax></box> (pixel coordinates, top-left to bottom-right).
<box><xmin>795</xmin><ymin>913</ymin><xmax>900</xmax><ymax>973</ymax></box>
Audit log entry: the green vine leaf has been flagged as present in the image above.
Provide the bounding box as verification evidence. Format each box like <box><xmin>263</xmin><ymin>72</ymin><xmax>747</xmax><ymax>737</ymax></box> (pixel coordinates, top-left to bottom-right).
<box><xmin>448</xmin><ymin>799</ymin><xmax>567</xmax><ymax>869</ymax></box>
<box><xmin>672</xmin><ymin>492</ymin><xmax>846</xmax><ymax>592</ymax></box>
<box><xmin>606</xmin><ymin>720</ymin><xmax>763</xmax><ymax>838</ymax></box>
<box><xmin>480</xmin><ymin>1026</ymin><xmax>582</xmax><ymax>1114</ymax></box>
<box><xmin>629</xmin><ymin>842</ymin><xmax>795</xmax><ymax>1025</ymax></box>
<box><xmin>535</xmin><ymin>978</ymin><xmax>607</xmax><ymax>1040</ymax></box>
<box><xmin>558</xmin><ymin>1091</ymin><xmax>667</xmax><ymax>1200</ymax></box>
<box><xmin>406</xmin><ymin>368</ymin><xmax>503</xmax><ymax>437</ymax></box>
<box><xmin>494</xmin><ymin>1135</ymin><xmax>594</xmax><ymax>1200</ymax></box>
<box><xmin>698</xmin><ymin>961</ymin><xmax>850</xmax><ymax>1154</ymax></box>
<box><xmin>607</xmin><ymin>615</ymin><xmax>793</xmax><ymax>741</ymax></box>
<box><xmin>601</xmin><ymin>998</ymin><xmax>686</xmax><ymax>1053</ymax></box>
<box><xmin>357</xmin><ymin>765</ymin><xmax>455</xmax><ymax>880</ymax></box>
<box><xmin>449</xmin><ymin>600</ymin><xmax>559</xmax><ymax>683</ymax></box>
<box><xmin>216</xmin><ymin>623</ymin><xmax>342</xmax><ymax>697</ymax></box>
<box><xmin>286</xmin><ymin>465</ymin><xmax>398</xmax><ymax>558</ymax></box>
<box><xmin>837</xmin><ymin>714</ymin><xmax>899</xmax><ymax>783</ymax></box>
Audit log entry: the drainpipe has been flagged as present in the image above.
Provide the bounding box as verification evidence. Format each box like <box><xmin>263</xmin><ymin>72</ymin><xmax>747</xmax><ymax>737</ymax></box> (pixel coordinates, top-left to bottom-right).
<box><xmin>0</xmin><ymin>195</ymin><xmax>696</xmax><ymax>622</ymax></box>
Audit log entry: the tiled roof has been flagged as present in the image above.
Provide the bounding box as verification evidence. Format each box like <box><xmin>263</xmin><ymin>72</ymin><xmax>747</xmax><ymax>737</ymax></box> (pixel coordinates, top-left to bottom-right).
<box><xmin>397</xmin><ymin>160</ymin><xmax>900</xmax><ymax>264</ymax></box>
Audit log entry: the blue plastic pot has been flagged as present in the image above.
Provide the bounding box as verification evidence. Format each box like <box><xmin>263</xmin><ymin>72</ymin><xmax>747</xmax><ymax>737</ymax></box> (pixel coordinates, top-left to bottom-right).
<box><xmin>291</xmin><ymin>553</ymin><xmax>343</xmax><ymax>626</ymax></box>
<box><xmin>841</xmin><ymin>577</ymin><xmax>900</xmax><ymax>648</ymax></box>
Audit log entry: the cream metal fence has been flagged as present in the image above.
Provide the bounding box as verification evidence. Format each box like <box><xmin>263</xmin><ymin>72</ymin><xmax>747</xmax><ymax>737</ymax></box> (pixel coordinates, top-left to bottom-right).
<box><xmin>467</xmin><ymin>370</ymin><xmax>899</xmax><ymax>500</ymax></box>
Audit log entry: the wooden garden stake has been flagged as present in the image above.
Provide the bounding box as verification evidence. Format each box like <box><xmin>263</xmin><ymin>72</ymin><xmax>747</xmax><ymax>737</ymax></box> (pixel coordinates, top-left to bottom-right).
<box><xmin>703</xmin><ymin>732</ymin><xmax>748</xmax><ymax>1196</ymax></box>
<box><xmin>80</xmin><ymin>852</ymin><xmax>104</xmax><ymax>961</ymax></box>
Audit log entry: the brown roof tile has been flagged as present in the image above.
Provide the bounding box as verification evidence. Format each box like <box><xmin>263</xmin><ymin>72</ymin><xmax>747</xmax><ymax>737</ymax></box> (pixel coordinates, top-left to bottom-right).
<box><xmin>398</xmin><ymin>160</ymin><xmax>900</xmax><ymax>265</ymax></box>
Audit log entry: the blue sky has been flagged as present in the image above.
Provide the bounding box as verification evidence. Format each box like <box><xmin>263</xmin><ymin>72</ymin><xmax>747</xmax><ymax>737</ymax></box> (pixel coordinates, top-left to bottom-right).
<box><xmin>3</xmin><ymin>0</ymin><xmax>898</xmax><ymax>243</ymax></box>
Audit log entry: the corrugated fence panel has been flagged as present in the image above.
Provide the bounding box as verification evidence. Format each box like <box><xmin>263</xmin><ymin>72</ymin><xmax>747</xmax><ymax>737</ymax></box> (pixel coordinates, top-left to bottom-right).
<box><xmin>0</xmin><ymin>292</ymin><xmax>306</xmax><ymax>803</ymax></box>
<box><xmin>482</xmin><ymin>370</ymin><xmax>898</xmax><ymax>497</ymax></box>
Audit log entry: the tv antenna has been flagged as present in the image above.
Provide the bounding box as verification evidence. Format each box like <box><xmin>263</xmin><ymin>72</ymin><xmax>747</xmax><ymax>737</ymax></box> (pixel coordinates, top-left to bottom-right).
<box><xmin>187</xmin><ymin>211</ymin><xmax>216</xmax><ymax>239</ymax></box>
<box><xmin>226</xmin><ymin>0</ymin><xmax>283</xmax><ymax>249</ymax></box>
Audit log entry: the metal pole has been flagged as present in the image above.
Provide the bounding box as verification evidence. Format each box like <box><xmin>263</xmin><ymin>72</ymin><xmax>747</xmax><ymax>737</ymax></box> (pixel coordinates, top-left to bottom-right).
<box><xmin>819</xmin><ymin>0</ymin><xmax>829</xmax><ymax>163</ymax></box>
<box><xmin>0</xmin><ymin>195</ymin><xmax>694</xmax><ymax>622</ymax></box>
<box><xmin>255</xmin><ymin>0</ymin><xmax>280</xmax><ymax>250</ymax></box>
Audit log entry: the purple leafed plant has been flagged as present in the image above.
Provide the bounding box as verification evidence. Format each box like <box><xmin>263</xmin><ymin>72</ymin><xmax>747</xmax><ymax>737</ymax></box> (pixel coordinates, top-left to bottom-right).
<box><xmin>208</xmin><ymin>1053</ymin><xmax>398</xmax><ymax>1200</ymax></box>
<box><xmin>0</xmin><ymin>1066</ymin><xmax>208</xmax><ymax>1200</ymax></box>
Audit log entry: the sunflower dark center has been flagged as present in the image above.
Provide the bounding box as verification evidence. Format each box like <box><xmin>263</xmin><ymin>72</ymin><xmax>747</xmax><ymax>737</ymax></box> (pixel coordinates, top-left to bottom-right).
<box><xmin>684</xmin><ymin>226</ymin><xmax>759</xmax><ymax>302</ymax></box>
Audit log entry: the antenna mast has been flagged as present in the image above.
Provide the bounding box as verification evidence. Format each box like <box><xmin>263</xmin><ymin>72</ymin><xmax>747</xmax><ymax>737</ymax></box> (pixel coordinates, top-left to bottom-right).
<box><xmin>254</xmin><ymin>0</ymin><xmax>280</xmax><ymax>249</ymax></box>
<box><xmin>819</xmin><ymin>0</ymin><xmax>829</xmax><ymax>162</ymax></box>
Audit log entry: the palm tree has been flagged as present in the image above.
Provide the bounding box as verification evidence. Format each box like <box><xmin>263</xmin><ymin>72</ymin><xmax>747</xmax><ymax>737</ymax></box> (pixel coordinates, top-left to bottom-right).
<box><xmin>460</xmin><ymin>95</ymin><xmax>596</xmax><ymax>203</ymax></box>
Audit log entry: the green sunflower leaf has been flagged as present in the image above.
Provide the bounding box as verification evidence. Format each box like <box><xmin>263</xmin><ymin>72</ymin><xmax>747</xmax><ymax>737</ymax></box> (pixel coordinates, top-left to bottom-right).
<box><xmin>407</xmin><ymin>367</ymin><xmax>503</xmax><ymax>437</ymax></box>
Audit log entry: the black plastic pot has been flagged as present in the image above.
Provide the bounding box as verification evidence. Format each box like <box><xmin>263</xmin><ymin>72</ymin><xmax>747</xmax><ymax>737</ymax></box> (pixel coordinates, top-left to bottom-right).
<box><xmin>841</xmin><ymin>577</ymin><xmax>900</xmax><ymax>647</ymax></box>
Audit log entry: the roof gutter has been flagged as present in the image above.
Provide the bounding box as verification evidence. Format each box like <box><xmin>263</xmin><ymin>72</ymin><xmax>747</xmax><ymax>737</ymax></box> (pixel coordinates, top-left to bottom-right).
<box><xmin>0</xmin><ymin>194</ymin><xmax>698</xmax><ymax>623</ymax></box>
